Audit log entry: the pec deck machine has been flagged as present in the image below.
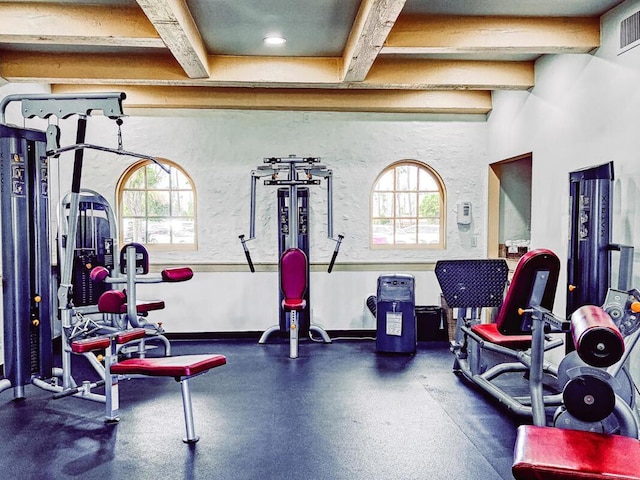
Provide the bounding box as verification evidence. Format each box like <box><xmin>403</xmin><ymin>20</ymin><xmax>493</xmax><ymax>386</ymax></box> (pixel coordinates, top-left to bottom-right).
<box><xmin>239</xmin><ymin>155</ymin><xmax>343</xmax><ymax>359</ymax></box>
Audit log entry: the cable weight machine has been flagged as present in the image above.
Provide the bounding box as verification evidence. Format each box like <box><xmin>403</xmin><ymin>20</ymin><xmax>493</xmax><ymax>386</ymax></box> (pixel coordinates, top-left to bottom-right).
<box><xmin>240</xmin><ymin>155</ymin><xmax>343</xmax><ymax>358</ymax></box>
<box><xmin>567</xmin><ymin>161</ymin><xmax>634</xmax><ymax>352</ymax></box>
<box><xmin>0</xmin><ymin>124</ymin><xmax>52</xmax><ymax>399</ymax></box>
<box><xmin>0</xmin><ymin>92</ymin><xmax>166</xmax><ymax>401</ymax></box>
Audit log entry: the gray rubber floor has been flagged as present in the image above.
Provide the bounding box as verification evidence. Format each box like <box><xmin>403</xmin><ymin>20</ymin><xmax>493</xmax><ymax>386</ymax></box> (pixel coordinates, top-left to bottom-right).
<box><xmin>0</xmin><ymin>338</ymin><xmax>519</xmax><ymax>479</ymax></box>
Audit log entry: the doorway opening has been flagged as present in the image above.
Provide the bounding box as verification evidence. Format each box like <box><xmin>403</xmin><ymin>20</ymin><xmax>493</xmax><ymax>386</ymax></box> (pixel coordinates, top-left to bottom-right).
<box><xmin>488</xmin><ymin>153</ymin><xmax>532</xmax><ymax>260</ymax></box>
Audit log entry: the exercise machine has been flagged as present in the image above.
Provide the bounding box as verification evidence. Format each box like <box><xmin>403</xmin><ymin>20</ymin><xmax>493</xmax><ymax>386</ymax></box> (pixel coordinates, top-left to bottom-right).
<box><xmin>0</xmin><ymin>92</ymin><xmax>158</xmax><ymax>398</ymax></box>
<box><xmin>567</xmin><ymin>162</ymin><xmax>634</xmax><ymax>337</ymax></box>
<box><xmin>437</xmin><ymin>248</ymin><xmax>640</xmax><ymax>432</ymax></box>
<box><xmin>239</xmin><ymin>155</ymin><xmax>344</xmax><ymax>358</ymax></box>
<box><xmin>87</xmin><ymin>243</ymin><xmax>223</xmax><ymax>443</ymax></box>
<box><xmin>58</xmin><ymin>189</ymin><xmax>117</xmax><ymax>309</ymax></box>
<box><xmin>436</xmin><ymin>249</ymin><xmax>566</xmax><ymax>422</ymax></box>
<box><xmin>512</xmin><ymin>292</ymin><xmax>640</xmax><ymax>479</ymax></box>
<box><xmin>90</xmin><ymin>242</ymin><xmax>174</xmax><ymax>355</ymax></box>
<box><xmin>56</xmin><ymin>189</ymin><xmax>122</xmax><ymax>339</ymax></box>
<box><xmin>0</xmin><ymin>92</ymin><xmax>227</xmax><ymax>442</ymax></box>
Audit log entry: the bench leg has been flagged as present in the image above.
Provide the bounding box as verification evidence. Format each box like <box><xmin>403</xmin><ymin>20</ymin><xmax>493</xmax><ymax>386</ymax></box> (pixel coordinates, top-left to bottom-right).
<box><xmin>105</xmin><ymin>338</ymin><xmax>120</xmax><ymax>422</ymax></box>
<box><xmin>180</xmin><ymin>377</ymin><xmax>199</xmax><ymax>443</ymax></box>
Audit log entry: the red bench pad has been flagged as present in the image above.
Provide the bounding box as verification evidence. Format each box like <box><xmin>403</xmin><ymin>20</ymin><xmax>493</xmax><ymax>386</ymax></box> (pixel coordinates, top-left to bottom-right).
<box><xmin>110</xmin><ymin>354</ymin><xmax>227</xmax><ymax>378</ymax></box>
<box><xmin>115</xmin><ymin>328</ymin><xmax>146</xmax><ymax>344</ymax></box>
<box><xmin>71</xmin><ymin>336</ymin><xmax>111</xmax><ymax>353</ymax></box>
<box><xmin>71</xmin><ymin>328</ymin><xmax>147</xmax><ymax>353</ymax></box>
<box><xmin>133</xmin><ymin>300</ymin><xmax>165</xmax><ymax>313</ymax></box>
<box><xmin>161</xmin><ymin>267</ymin><xmax>193</xmax><ymax>282</ymax></box>
<box><xmin>471</xmin><ymin>323</ymin><xmax>533</xmax><ymax>349</ymax></box>
<box><xmin>513</xmin><ymin>425</ymin><xmax>640</xmax><ymax>480</ymax></box>
<box><xmin>97</xmin><ymin>290</ymin><xmax>165</xmax><ymax>314</ymax></box>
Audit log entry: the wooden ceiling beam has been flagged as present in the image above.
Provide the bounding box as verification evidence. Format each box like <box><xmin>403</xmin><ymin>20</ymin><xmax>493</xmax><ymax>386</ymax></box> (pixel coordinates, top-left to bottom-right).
<box><xmin>135</xmin><ymin>0</ymin><xmax>209</xmax><ymax>78</ymax></box>
<box><xmin>342</xmin><ymin>0</ymin><xmax>407</xmax><ymax>82</ymax></box>
<box><xmin>0</xmin><ymin>2</ymin><xmax>163</xmax><ymax>48</ymax></box>
<box><xmin>0</xmin><ymin>51</ymin><xmax>532</xmax><ymax>90</ymax></box>
<box><xmin>0</xmin><ymin>51</ymin><xmax>188</xmax><ymax>84</ymax></box>
<box><xmin>365</xmin><ymin>58</ymin><xmax>534</xmax><ymax>90</ymax></box>
<box><xmin>208</xmin><ymin>56</ymin><xmax>341</xmax><ymax>84</ymax></box>
<box><xmin>382</xmin><ymin>15</ymin><xmax>600</xmax><ymax>55</ymax></box>
<box><xmin>51</xmin><ymin>84</ymin><xmax>493</xmax><ymax>115</ymax></box>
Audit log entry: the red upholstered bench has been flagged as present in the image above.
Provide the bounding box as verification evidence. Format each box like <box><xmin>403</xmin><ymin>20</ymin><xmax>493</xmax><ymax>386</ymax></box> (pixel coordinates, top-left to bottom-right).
<box><xmin>513</xmin><ymin>425</ymin><xmax>640</xmax><ymax>480</ymax></box>
<box><xmin>111</xmin><ymin>354</ymin><xmax>227</xmax><ymax>379</ymax></box>
<box><xmin>71</xmin><ymin>329</ymin><xmax>226</xmax><ymax>444</ymax></box>
<box><xmin>111</xmin><ymin>354</ymin><xmax>226</xmax><ymax>443</ymax></box>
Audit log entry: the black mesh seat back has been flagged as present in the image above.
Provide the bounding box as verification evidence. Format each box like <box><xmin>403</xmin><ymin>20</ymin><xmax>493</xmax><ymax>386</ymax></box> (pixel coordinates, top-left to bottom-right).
<box><xmin>435</xmin><ymin>259</ymin><xmax>509</xmax><ymax>308</ymax></box>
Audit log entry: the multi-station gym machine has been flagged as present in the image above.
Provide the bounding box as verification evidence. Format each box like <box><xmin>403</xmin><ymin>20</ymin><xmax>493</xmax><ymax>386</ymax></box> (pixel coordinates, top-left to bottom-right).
<box><xmin>239</xmin><ymin>155</ymin><xmax>343</xmax><ymax>358</ymax></box>
<box><xmin>0</xmin><ymin>92</ymin><xmax>162</xmax><ymax>401</ymax></box>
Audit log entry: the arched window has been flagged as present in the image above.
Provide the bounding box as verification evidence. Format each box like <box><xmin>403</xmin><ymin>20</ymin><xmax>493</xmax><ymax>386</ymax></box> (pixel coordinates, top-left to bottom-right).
<box><xmin>117</xmin><ymin>159</ymin><xmax>197</xmax><ymax>250</ymax></box>
<box><xmin>371</xmin><ymin>160</ymin><xmax>446</xmax><ymax>248</ymax></box>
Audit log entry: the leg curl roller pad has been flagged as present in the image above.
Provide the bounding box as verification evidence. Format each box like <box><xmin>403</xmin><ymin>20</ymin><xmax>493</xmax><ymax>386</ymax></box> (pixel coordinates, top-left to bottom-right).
<box><xmin>571</xmin><ymin>305</ymin><xmax>624</xmax><ymax>368</ymax></box>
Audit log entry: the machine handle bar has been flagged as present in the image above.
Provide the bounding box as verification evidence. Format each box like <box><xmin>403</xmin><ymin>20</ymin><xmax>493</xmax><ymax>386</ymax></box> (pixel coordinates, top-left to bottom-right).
<box><xmin>239</xmin><ymin>235</ymin><xmax>255</xmax><ymax>273</ymax></box>
<box><xmin>327</xmin><ymin>234</ymin><xmax>344</xmax><ymax>273</ymax></box>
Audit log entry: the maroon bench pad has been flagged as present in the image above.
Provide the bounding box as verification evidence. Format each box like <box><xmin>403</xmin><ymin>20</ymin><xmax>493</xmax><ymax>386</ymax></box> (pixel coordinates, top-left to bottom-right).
<box><xmin>110</xmin><ymin>354</ymin><xmax>227</xmax><ymax>378</ymax></box>
<box><xmin>471</xmin><ymin>323</ymin><xmax>533</xmax><ymax>349</ymax></box>
<box><xmin>115</xmin><ymin>328</ymin><xmax>146</xmax><ymax>344</ymax></box>
<box><xmin>71</xmin><ymin>336</ymin><xmax>111</xmax><ymax>353</ymax></box>
<box><xmin>71</xmin><ymin>328</ymin><xmax>147</xmax><ymax>354</ymax></box>
<box><xmin>97</xmin><ymin>290</ymin><xmax>165</xmax><ymax>314</ymax></box>
<box><xmin>513</xmin><ymin>425</ymin><xmax>640</xmax><ymax>480</ymax></box>
<box><xmin>161</xmin><ymin>267</ymin><xmax>193</xmax><ymax>282</ymax></box>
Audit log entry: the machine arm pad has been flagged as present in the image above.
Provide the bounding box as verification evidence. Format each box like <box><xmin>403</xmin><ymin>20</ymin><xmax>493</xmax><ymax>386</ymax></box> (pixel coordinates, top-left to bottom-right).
<box><xmin>571</xmin><ymin>305</ymin><xmax>624</xmax><ymax>368</ymax></box>
<box><xmin>161</xmin><ymin>267</ymin><xmax>193</xmax><ymax>282</ymax></box>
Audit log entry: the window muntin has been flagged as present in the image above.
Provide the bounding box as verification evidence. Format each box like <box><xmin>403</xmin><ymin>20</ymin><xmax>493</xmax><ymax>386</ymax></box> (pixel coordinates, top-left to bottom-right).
<box><xmin>118</xmin><ymin>160</ymin><xmax>196</xmax><ymax>249</ymax></box>
<box><xmin>371</xmin><ymin>161</ymin><xmax>445</xmax><ymax>248</ymax></box>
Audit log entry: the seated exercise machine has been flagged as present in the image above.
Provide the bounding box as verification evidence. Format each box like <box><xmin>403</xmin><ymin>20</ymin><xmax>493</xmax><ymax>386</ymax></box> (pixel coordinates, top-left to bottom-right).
<box><xmin>512</xmin><ymin>290</ymin><xmax>640</xmax><ymax>479</ymax></box>
<box><xmin>79</xmin><ymin>247</ymin><xmax>225</xmax><ymax>443</ymax></box>
<box><xmin>0</xmin><ymin>92</ymin><xmax>226</xmax><ymax>443</ymax></box>
<box><xmin>436</xmin><ymin>249</ymin><xmax>566</xmax><ymax>422</ymax></box>
<box><xmin>437</xmin><ymin>248</ymin><xmax>640</xmax><ymax>478</ymax></box>
<box><xmin>436</xmin><ymin>249</ymin><xmax>640</xmax><ymax>429</ymax></box>
<box><xmin>58</xmin><ymin>189</ymin><xmax>116</xmax><ymax>313</ymax></box>
<box><xmin>239</xmin><ymin>155</ymin><xmax>344</xmax><ymax>358</ymax></box>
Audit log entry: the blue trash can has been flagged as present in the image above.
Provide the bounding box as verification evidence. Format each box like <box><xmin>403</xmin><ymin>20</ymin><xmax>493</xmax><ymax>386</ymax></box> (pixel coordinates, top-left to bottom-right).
<box><xmin>376</xmin><ymin>274</ymin><xmax>416</xmax><ymax>354</ymax></box>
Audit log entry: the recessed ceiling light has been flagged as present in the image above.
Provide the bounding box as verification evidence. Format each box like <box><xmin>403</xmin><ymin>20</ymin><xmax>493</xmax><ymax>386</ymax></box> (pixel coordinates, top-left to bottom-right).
<box><xmin>264</xmin><ymin>35</ymin><xmax>287</xmax><ymax>46</ymax></box>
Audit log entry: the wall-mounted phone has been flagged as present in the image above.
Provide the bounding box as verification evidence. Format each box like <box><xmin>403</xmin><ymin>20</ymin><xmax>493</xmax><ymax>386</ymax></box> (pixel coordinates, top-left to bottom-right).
<box><xmin>457</xmin><ymin>201</ymin><xmax>472</xmax><ymax>225</ymax></box>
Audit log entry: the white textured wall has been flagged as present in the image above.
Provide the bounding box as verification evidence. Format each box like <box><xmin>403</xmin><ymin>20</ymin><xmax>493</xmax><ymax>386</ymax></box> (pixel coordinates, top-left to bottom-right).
<box><xmin>0</xmin><ymin>88</ymin><xmax>488</xmax><ymax>334</ymax></box>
